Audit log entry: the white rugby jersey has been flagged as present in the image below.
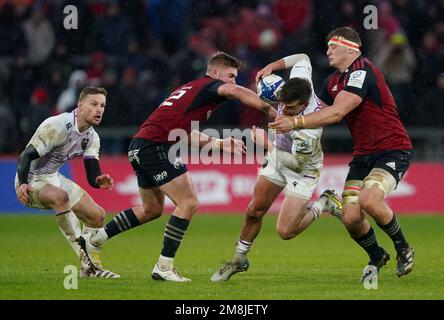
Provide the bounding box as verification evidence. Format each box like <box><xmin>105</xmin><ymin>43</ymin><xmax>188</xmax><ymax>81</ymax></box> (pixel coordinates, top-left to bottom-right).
<box><xmin>275</xmin><ymin>57</ymin><xmax>324</xmax><ymax>172</ymax></box>
<box><xmin>27</xmin><ymin>109</ymin><xmax>100</xmax><ymax>176</ymax></box>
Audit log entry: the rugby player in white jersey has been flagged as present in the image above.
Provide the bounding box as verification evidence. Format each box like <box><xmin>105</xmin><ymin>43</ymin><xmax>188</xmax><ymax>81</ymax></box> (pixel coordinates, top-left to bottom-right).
<box><xmin>15</xmin><ymin>87</ymin><xmax>119</xmax><ymax>278</ymax></box>
<box><xmin>211</xmin><ymin>54</ymin><xmax>343</xmax><ymax>281</ymax></box>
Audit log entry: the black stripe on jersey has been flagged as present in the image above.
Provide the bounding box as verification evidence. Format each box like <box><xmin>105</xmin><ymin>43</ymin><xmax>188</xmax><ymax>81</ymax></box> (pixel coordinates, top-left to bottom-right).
<box><xmin>185</xmin><ymin>79</ymin><xmax>226</xmax><ymax>113</ymax></box>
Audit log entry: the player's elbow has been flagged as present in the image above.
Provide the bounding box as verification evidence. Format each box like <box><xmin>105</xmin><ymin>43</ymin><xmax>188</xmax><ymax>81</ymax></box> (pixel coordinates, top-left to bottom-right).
<box><xmin>329</xmin><ymin>109</ymin><xmax>346</xmax><ymax>124</ymax></box>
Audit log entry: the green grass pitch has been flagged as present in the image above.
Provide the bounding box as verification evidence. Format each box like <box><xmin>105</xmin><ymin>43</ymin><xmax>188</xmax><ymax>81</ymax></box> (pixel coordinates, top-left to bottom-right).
<box><xmin>1</xmin><ymin>214</ymin><xmax>443</xmax><ymax>300</ymax></box>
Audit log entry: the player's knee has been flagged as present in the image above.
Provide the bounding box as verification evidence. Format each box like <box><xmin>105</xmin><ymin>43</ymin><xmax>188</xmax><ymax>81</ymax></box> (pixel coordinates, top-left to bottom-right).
<box><xmin>342</xmin><ymin>211</ymin><xmax>363</xmax><ymax>230</ymax></box>
<box><xmin>53</xmin><ymin>190</ymin><xmax>70</xmax><ymax>207</ymax></box>
<box><xmin>358</xmin><ymin>189</ymin><xmax>378</xmax><ymax>213</ymax></box>
<box><xmin>180</xmin><ymin>197</ymin><xmax>199</xmax><ymax>215</ymax></box>
<box><xmin>94</xmin><ymin>206</ymin><xmax>106</xmax><ymax>225</ymax></box>
<box><xmin>276</xmin><ymin>226</ymin><xmax>297</xmax><ymax>240</ymax></box>
<box><xmin>141</xmin><ymin>203</ymin><xmax>163</xmax><ymax>220</ymax></box>
<box><xmin>246</xmin><ymin>202</ymin><xmax>266</xmax><ymax>221</ymax></box>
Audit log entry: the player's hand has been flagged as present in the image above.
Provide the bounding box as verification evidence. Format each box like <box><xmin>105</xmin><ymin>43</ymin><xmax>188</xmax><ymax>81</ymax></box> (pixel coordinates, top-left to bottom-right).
<box><xmin>269</xmin><ymin>115</ymin><xmax>294</xmax><ymax>133</ymax></box>
<box><xmin>255</xmin><ymin>65</ymin><xmax>274</xmax><ymax>84</ymax></box>
<box><xmin>17</xmin><ymin>183</ymin><xmax>32</xmax><ymax>204</ymax></box>
<box><xmin>221</xmin><ymin>137</ymin><xmax>246</xmax><ymax>156</ymax></box>
<box><xmin>251</xmin><ymin>125</ymin><xmax>271</xmax><ymax>150</ymax></box>
<box><xmin>96</xmin><ymin>174</ymin><xmax>114</xmax><ymax>190</ymax></box>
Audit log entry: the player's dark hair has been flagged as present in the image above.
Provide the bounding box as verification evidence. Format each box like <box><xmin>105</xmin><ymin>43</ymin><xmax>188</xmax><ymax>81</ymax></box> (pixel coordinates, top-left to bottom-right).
<box><xmin>79</xmin><ymin>87</ymin><xmax>107</xmax><ymax>101</ymax></box>
<box><xmin>278</xmin><ymin>78</ymin><xmax>312</xmax><ymax>104</ymax></box>
<box><xmin>207</xmin><ymin>51</ymin><xmax>242</xmax><ymax>69</ymax></box>
<box><xmin>326</xmin><ymin>27</ymin><xmax>362</xmax><ymax>47</ymax></box>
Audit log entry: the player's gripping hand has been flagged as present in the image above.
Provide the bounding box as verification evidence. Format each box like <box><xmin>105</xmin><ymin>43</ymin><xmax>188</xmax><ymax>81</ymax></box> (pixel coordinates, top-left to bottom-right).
<box><xmin>255</xmin><ymin>65</ymin><xmax>274</xmax><ymax>84</ymax></box>
<box><xmin>221</xmin><ymin>137</ymin><xmax>246</xmax><ymax>156</ymax></box>
<box><xmin>17</xmin><ymin>183</ymin><xmax>32</xmax><ymax>204</ymax></box>
<box><xmin>269</xmin><ymin>115</ymin><xmax>294</xmax><ymax>133</ymax></box>
<box><xmin>96</xmin><ymin>174</ymin><xmax>114</xmax><ymax>190</ymax></box>
<box><xmin>251</xmin><ymin>125</ymin><xmax>271</xmax><ymax>150</ymax></box>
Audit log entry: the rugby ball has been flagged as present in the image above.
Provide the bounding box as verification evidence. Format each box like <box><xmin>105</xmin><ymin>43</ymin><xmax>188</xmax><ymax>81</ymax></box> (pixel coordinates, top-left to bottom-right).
<box><xmin>257</xmin><ymin>74</ymin><xmax>285</xmax><ymax>102</ymax></box>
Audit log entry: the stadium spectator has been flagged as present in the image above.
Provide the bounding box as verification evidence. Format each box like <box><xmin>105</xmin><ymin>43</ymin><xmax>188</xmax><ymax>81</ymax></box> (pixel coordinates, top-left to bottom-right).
<box><xmin>56</xmin><ymin>70</ymin><xmax>88</xmax><ymax>114</ymax></box>
<box><xmin>418</xmin><ymin>72</ymin><xmax>444</xmax><ymax>127</ymax></box>
<box><xmin>90</xmin><ymin>1</ymin><xmax>133</xmax><ymax>55</ymax></box>
<box><xmin>22</xmin><ymin>5</ymin><xmax>55</xmax><ymax>66</ymax></box>
<box><xmin>20</xmin><ymin>87</ymin><xmax>51</xmax><ymax>144</ymax></box>
<box><xmin>374</xmin><ymin>33</ymin><xmax>417</xmax><ymax>123</ymax></box>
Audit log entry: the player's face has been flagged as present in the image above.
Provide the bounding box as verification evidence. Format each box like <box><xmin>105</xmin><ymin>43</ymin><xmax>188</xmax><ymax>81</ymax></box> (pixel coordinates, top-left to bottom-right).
<box><xmin>79</xmin><ymin>94</ymin><xmax>106</xmax><ymax>126</ymax></box>
<box><xmin>326</xmin><ymin>43</ymin><xmax>348</xmax><ymax>68</ymax></box>
<box><xmin>215</xmin><ymin>67</ymin><xmax>238</xmax><ymax>84</ymax></box>
<box><xmin>281</xmin><ymin>100</ymin><xmax>307</xmax><ymax>116</ymax></box>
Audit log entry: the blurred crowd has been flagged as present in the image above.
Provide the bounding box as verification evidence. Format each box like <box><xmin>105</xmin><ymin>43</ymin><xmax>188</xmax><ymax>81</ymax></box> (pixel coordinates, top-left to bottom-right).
<box><xmin>0</xmin><ymin>0</ymin><xmax>443</xmax><ymax>154</ymax></box>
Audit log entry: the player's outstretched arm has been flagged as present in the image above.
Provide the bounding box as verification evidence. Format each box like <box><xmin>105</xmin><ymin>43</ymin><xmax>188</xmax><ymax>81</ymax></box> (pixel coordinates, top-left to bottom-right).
<box><xmin>84</xmin><ymin>158</ymin><xmax>113</xmax><ymax>190</ymax></box>
<box><xmin>255</xmin><ymin>53</ymin><xmax>309</xmax><ymax>83</ymax></box>
<box><xmin>217</xmin><ymin>83</ymin><xmax>277</xmax><ymax>120</ymax></box>
<box><xmin>16</xmin><ymin>145</ymin><xmax>40</xmax><ymax>204</ymax></box>
<box><xmin>189</xmin><ymin>130</ymin><xmax>246</xmax><ymax>155</ymax></box>
<box><xmin>269</xmin><ymin>91</ymin><xmax>362</xmax><ymax>133</ymax></box>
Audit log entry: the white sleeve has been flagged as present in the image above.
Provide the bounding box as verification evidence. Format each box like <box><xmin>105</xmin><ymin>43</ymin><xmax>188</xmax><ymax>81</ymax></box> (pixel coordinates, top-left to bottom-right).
<box><xmin>84</xmin><ymin>131</ymin><xmax>100</xmax><ymax>160</ymax></box>
<box><xmin>289</xmin><ymin>57</ymin><xmax>313</xmax><ymax>83</ymax></box>
<box><xmin>28</xmin><ymin>117</ymin><xmax>67</xmax><ymax>157</ymax></box>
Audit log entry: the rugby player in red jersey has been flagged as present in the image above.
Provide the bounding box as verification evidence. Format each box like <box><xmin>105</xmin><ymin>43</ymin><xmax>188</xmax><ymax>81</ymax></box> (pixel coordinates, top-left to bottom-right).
<box><xmin>269</xmin><ymin>27</ymin><xmax>414</xmax><ymax>281</ymax></box>
<box><xmin>78</xmin><ymin>52</ymin><xmax>277</xmax><ymax>281</ymax></box>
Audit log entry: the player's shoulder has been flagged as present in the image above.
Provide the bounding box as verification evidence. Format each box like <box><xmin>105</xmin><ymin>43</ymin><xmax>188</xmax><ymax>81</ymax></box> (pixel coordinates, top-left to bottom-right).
<box><xmin>349</xmin><ymin>56</ymin><xmax>376</xmax><ymax>75</ymax></box>
<box><xmin>39</xmin><ymin>112</ymin><xmax>74</xmax><ymax>133</ymax></box>
<box><xmin>186</xmin><ymin>75</ymin><xmax>222</xmax><ymax>88</ymax></box>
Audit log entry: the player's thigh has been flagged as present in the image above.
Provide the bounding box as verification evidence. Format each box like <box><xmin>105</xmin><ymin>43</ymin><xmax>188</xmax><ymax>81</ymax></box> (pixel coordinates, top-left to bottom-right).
<box><xmin>249</xmin><ymin>175</ymin><xmax>284</xmax><ymax>214</ymax></box>
<box><xmin>277</xmin><ymin>195</ymin><xmax>310</xmax><ymax>230</ymax></box>
<box><xmin>35</xmin><ymin>183</ymin><xmax>70</xmax><ymax>209</ymax></box>
<box><xmin>71</xmin><ymin>192</ymin><xmax>105</xmax><ymax>222</ymax></box>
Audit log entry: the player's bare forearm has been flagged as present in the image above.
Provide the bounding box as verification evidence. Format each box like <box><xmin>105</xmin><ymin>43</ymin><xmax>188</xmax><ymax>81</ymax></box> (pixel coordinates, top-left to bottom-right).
<box><xmin>218</xmin><ymin>84</ymin><xmax>274</xmax><ymax>114</ymax></box>
<box><xmin>255</xmin><ymin>59</ymin><xmax>285</xmax><ymax>83</ymax></box>
<box><xmin>270</xmin><ymin>91</ymin><xmax>361</xmax><ymax>133</ymax></box>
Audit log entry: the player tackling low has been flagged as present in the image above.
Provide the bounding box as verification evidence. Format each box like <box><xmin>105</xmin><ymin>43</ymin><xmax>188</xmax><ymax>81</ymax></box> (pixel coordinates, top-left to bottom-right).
<box><xmin>269</xmin><ymin>27</ymin><xmax>414</xmax><ymax>280</ymax></box>
<box><xmin>15</xmin><ymin>87</ymin><xmax>119</xmax><ymax>278</ymax></box>
<box><xmin>211</xmin><ymin>53</ymin><xmax>343</xmax><ymax>281</ymax></box>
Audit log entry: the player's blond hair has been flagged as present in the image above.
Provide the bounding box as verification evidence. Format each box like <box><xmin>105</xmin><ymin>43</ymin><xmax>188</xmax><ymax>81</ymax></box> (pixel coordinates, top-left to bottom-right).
<box><xmin>79</xmin><ymin>87</ymin><xmax>107</xmax><ymax>101</ymax></box>
<box><xmin>207</xmin><ymin>51</ymin><xmax>242</xmax><ymax>71</ymax></box>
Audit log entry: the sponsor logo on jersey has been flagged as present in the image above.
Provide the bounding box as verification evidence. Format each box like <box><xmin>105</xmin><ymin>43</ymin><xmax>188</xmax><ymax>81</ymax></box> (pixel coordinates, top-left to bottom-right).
<box><xmin>347</xmin><ymin>70</ymin><xmax>367</xmax><ymax>89</ymax></box>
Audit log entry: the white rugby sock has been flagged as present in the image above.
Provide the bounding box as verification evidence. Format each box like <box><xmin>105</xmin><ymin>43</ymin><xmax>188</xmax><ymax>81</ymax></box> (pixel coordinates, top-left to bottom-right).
<box><xmin>56</xmin><ymin>210</ymin><xmax>82</xmax><ymax>257</ymax></box>
<box><xmin>233</xmin><ymin>238</ymin><xmax>252</xmax><ymax>264</ymax></box>
<box><xmin>308</xmin><ymin>201</ymin><xmax>323</xmax><ymax>219</ymax></box>
<box><xmin>158</xmin><ymin>255</ymin><xmax>174</xmax><ymax>271</ymax></box>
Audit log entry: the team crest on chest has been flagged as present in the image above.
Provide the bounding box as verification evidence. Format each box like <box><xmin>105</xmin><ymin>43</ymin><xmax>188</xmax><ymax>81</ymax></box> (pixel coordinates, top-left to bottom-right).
<box><xmin>81</xmin><ymin>138</ymin><xmax>89</xmax><ymax>151</ymax></box>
